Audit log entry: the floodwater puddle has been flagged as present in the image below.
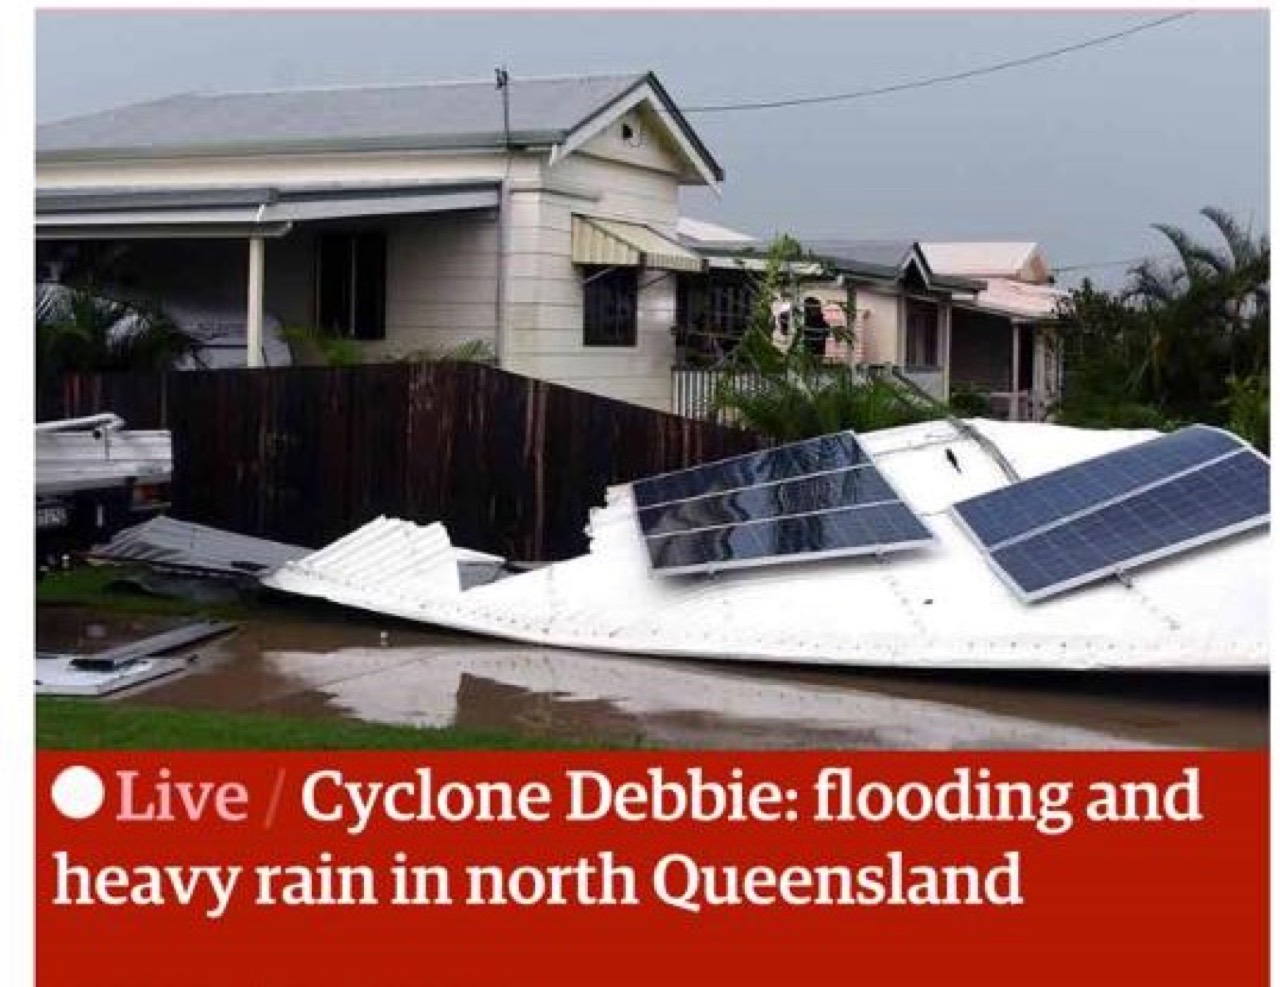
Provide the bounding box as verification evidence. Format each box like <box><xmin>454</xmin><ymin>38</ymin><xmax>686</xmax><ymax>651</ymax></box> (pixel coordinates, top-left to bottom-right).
<box><xmin>37</xmin><ymin>608</ymin><xmax>1267</xmax><ymax>749</ymax></box>
<box><xmin>36</xmin><ymin>609</ymin><xmax>193</xmax><ymax>655</ymax></box>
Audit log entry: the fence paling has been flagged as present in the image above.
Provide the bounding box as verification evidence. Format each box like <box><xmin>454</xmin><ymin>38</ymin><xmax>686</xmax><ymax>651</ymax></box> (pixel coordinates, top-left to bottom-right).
<box><xmin>41</xmin><ymin>363</ymin><xmax>763</xmax><ymax>561</ymax></box>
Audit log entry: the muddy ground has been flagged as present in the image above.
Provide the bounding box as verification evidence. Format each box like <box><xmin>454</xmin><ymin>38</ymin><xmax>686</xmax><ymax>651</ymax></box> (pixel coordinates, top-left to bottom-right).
<box><xmin>36</xmin><ymin>607</ymin><xmax>1267</xmax><ymax>749</ymax></box>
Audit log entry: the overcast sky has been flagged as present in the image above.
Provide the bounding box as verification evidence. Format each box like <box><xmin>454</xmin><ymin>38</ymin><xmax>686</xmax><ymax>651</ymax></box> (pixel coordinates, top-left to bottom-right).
<box><xmin>35</xmin><ymin>10</ymin><xmax>1269</xmax><ymax>284</ymax></box>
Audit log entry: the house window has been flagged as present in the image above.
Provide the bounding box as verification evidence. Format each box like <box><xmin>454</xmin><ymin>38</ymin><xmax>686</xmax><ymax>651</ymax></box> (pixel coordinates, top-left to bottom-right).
<box><xmin>904</xmin><ymin>299</ymin><xmax>939</xmax><ymax>368</ymax></box>
<box><xmin>316</xmin><ymin>231</ymin><xmax>386</xmax><ymax>340</ymax></box>
<box><xmin>583</xmin><ymin>266</ymin><xmax>637</xmax><ymax>347</ymax></box>
<box><xmin>676</xmin><ymin>272</ymin><xmax>756</xmax><ymax>351</ymax></box>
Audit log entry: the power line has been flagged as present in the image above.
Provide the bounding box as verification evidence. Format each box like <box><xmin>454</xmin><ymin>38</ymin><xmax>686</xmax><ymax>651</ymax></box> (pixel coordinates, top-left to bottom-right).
<box><xmin>1054</xmin><ymin>253</ymin><xmax>1176</xmax><ymax>274</ymax></box>
<box><xmin>679</xmin><ymin>12</ymin><xmax>1193</xmax><ymax>114</ymax></box>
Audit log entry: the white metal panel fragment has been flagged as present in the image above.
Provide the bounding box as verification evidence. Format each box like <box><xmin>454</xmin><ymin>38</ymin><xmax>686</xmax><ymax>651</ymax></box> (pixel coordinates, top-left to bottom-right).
<box><xmin>261</xmin><ymin>422</ymin><xmax>1269</xmax><ymax>673</ymax></box>
<box><xmin>35</xmin><ymin>657</ymin><xmax>185</xmax><ymax>696</ymax></box>
<box><xmin>264</xmin><ymin>516</ymin><xmax>501</xmax><ymax>602</ymax></box>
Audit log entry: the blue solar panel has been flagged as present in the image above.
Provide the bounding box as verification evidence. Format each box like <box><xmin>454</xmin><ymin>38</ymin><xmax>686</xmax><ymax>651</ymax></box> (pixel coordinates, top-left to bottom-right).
<box><xmin>954</xmin><ymin>425</ymin><xmax>1243</xmax><ymax>547</ymax></box>
<box><xmin>631</xmin><ymin>431</ymin><xmax>933</xmax><ymax>576</ymax></box>
<box><xmin>952</xmin><ymin>426</ymin><xmax>1269</xmax><ymax>602</ymax></box>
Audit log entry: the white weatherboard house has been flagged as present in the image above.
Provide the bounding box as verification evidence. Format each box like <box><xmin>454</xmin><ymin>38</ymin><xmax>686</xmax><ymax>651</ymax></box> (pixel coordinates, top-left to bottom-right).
<box><xmin>36</xmin><ymin>72</ymin><xmax>724</xmax><ymax>411</ymax></box>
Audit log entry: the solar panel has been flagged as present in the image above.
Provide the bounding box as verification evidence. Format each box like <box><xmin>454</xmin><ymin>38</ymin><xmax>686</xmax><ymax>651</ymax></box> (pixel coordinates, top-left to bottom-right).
<box><xmin>952</xmin><ymin>426</ymin><xmax>1270</xmax><ymax>602</ymax></box>
<box><xmin>954</xmin><ymin>425</ymin><xmax>1241</xmax><ymax>547</ymax></box>
<box><xmin>631</xmin><ymin>431</ymin><xmax>934</xmax><ymax>576</ymax></box>
<box><xmin>647</xmin><ymin>503</ymin><xmax>933</xmax><ymax>575</ymax></box>
<box><xmin>637</xmin><ymin>466</ymin><xmax>897</xmax><ymax>537</ymax></box>
<box><xmin>632</xmin><ymin>432</ymin><xmax>868</xmax><ymax>508</ymax></box>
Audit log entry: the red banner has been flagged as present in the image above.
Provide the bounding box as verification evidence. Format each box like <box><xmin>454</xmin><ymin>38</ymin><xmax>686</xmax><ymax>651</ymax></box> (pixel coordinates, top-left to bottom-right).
<box><xmin>37</xmin><ymin>752</ymin><xmax>1266</xmax><ymax>985</ymax></box>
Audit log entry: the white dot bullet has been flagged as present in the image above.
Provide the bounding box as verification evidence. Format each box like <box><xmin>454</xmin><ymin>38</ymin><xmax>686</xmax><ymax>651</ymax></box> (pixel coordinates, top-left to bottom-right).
<box><xmin>51</xmin><ymin>765</ymin><xmax>106</xmax><ymax>820</ymax></box>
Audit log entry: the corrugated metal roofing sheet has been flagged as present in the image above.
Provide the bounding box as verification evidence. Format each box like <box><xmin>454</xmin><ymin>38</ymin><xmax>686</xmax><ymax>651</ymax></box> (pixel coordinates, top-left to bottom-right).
<box><xmin>805</xmin><ymin>239</ymin><xmax>916</xmax><ymax>272</ymax></box>
<box><xmin>91</xmin><ymin>517</ymin><xmax>310</xmax><ymax>576</ymax></box>
<box><xmin>38</xmin><ymin>74</ymin><xmax>645</xmax><ymax>156</ymax></box>
<box><xmin>263</xmin><ymin>516</ymin><xmax>477</xmax><ymax>602</ymax></box>
<box><xmin>260</xmin><ymin>422</ymin><xmax>1268</xmax><ymax>673</ymax></box>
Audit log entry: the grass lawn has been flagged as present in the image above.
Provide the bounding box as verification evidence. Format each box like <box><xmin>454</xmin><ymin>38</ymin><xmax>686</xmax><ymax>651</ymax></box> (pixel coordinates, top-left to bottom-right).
<box><xmin>37</xmin><ymin>698</ymin><xmax>595</xmax><ymax>751</ymax></box>
<box><xmin>37</xmin><ymin>564</ymin><xmax>262</xmax><ymax>620</ymax></box>
<box><xmin>37</xmin><ymin>561</ymin><xmax>380</xmax><ymax>627</ymax></box>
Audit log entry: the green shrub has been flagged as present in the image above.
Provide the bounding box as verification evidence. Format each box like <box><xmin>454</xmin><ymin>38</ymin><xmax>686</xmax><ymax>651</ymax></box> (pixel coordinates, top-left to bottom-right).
<box><xmin>1225</xmin><ymin>373</ymin><xmax>1269</xmax><ymax>452</ymax></box>
<box><xmin>948</xmin><ymin>384</ymin><xmax>991</xmax><ymax>417</ymax></box>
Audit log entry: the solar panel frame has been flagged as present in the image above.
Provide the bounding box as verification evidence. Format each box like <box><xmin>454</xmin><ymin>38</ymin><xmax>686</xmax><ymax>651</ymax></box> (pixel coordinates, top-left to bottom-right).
<box><xmin>950</xmin><ymin>426</ymin><xmax>1270</xmax><ymax>602</ymax></box>
<box><xmin>630</xmin><ymin>430</ymin><xmax>935</xmax><ymax>576</ymax></box>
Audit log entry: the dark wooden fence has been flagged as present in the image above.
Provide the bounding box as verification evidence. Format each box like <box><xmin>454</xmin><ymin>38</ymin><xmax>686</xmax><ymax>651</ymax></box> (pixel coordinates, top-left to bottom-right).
<box><xmin>39</xmin><ymin>363</ymin><xmax>764</xmax><ymax>561</ymax></box>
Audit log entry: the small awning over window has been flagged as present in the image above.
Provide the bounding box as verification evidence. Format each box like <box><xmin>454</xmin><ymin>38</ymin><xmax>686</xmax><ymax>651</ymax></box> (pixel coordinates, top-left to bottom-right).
<box><xmin>572</xmin><ymin>215</ymin><xmax>704</xmax><ymax>273</ymax></box>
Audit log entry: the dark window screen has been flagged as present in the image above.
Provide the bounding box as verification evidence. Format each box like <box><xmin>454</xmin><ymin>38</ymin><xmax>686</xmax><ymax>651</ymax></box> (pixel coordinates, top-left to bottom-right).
<box><xmin>317</xmin><ymin>231</ymin><xmax>386</xmax><ymax>340</ymax></box>
<box><xmin>583</xmin><ymin>266</ymin><xmax>638</xmax><ymax>347</ymax></box>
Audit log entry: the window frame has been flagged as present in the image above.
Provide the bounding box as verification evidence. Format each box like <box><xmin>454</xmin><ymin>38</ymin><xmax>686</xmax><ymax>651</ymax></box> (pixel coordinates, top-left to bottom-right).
<box><xmin>582</xmin><ymin>265</ymin><xmax>639</xmax><ymax>348</ymax></box>
<box><xmin>676</xmin><ymin>271</ymin><xmax>757</xmax><ymax>345</ymax></box>
<box><xmin>904</xmin><ymin>298</ymin><xmax>940</xmax><ymax>369</ymax></box>
<box><xmin>315</xmin><ymin>230</ymin><xmax>387</xmax><ymax>341</ymax></box>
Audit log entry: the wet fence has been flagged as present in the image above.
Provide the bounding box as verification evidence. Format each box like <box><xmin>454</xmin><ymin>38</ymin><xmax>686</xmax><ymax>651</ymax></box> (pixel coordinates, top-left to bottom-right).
<box><xmin>39</xmin><ymin>363</ymin><xmax>765</xmax><ymax>561</ymax></box>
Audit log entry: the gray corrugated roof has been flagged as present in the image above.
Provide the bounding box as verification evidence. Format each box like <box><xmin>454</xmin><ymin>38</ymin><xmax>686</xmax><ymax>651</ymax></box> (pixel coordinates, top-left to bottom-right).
<box><xmin>803</xmin><ymin>239</ymin><xmax>916</xmax><ymax>274</ymax></box>
<box><xmin>38</xmin><ymin>73</ymin><xmax>651</xmax><ymax>158</ymax></box>
<box><xmin>804</xmin><ymin>238</ymin><xmax>983</xmax><ymax>292</ymax></box>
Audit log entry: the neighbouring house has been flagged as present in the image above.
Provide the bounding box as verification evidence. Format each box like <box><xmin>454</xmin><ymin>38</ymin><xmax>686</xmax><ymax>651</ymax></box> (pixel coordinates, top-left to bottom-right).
<box><xmin>920</xmin><ymin>242</ymin><xmax>1066</xmax><ymax>421</ymax></box>
<box><xmin>671</xmin><ymin>226</ymin><xmax>1065</xmax><ymax>421</ymax></box>
<box><xmin>800</xmin><ymin>239</ymin><xmax>985</xmax><ymax>403</ymax></box>
<box><xmin>35</xmin><ymin>72</ymin><xmax>724</xmax><ymax>411</ymax></box>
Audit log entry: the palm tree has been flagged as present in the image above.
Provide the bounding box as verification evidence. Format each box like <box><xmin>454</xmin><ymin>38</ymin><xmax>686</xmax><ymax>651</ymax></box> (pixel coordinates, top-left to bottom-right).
<box><xmin>1058</xmin><ymin>207</ymin><xmax>1268</xmax><ymax>443</ymax></box>
<box><xmin>36</xmin><ymin>282</ymin><xmax>199</xmax><ymax>385</ymax></box>
<box><xmin>714</xmin><ymin>371</ymin><xmax>938</xmax><ymax>441</ymax></box>
<box><xmin>1124</xmin><ymin>208</ymin><xmax>1269</xmax><ymax>419</ymax></box>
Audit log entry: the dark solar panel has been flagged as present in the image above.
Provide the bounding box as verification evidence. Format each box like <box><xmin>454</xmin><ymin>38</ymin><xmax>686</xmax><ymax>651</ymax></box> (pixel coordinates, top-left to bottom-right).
<box><xmin>632</xmin><ymin>433</ymin><xmax>868</xmax><ymax>508</ymax></box>
<box><xmin>637</xmin><ymin>465</ymin><xmax>895</xmax><ymax>537</ymax></box>
<box><xmin>953</xmin><ymin>425</ymin><xmax>1242</xmax><ymax>547</ymax></box>
<box><xmin>630</xmin><ymin>430</ymin><xmax>933</xmax><ymax>575</ymax></box>
<box><xmin>646</xmin><ymin>502</ymin><xmax>934</xmax><ymax>575</ymax></box>
<box><xmin>951</xmin><ymin>426</ymin><xmax>1269</xmax><ymax>602</ymax></box>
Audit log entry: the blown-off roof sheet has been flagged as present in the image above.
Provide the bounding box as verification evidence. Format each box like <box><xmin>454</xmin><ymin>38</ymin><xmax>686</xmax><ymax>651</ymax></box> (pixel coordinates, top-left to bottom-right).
<box><xmin>260</xmin><ymin>420</ymin><xmax>1268</xmax><ymax>672</ymax></box>
<box><xmin>38</xmin><ymin>74</ymin><xmax>646</xmax><ymax>156</ymax></box>
<box><xmin>92</xmin><ymin>516</ymin><xmax>310</xmax><ymax>575</ymax></box>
